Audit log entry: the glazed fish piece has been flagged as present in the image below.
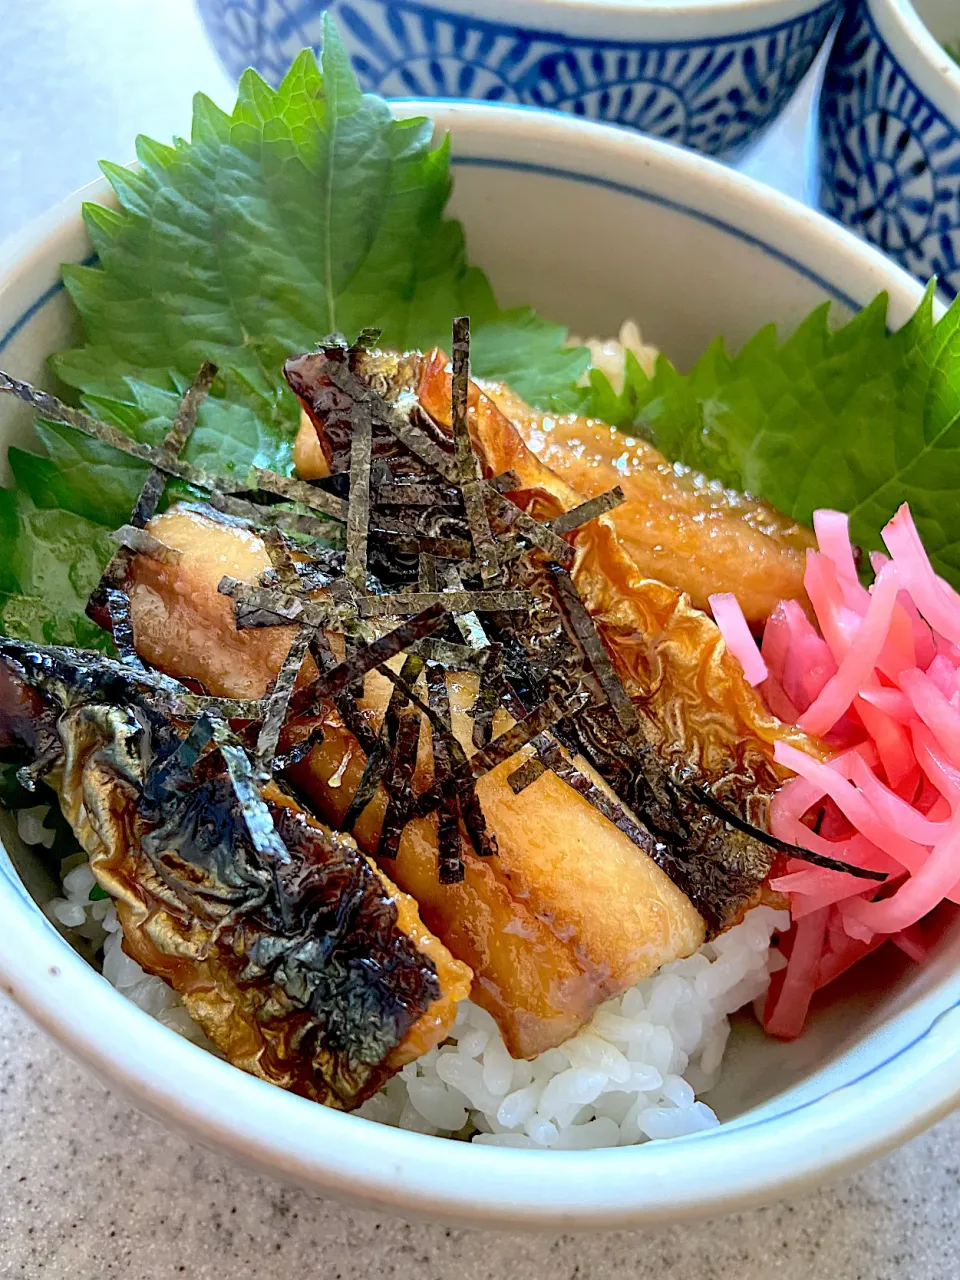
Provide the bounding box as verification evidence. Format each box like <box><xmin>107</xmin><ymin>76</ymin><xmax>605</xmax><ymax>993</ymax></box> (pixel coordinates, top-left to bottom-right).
<box><xmin>0</xmin><ymin>638</ymin><xmax>470</xmax><ymax>1106</ymax></box>
<box><xmin>126</xmin><ymin>504</ymin><xmax>707</xmax><ymax>1059</ymax></box>
<box><xmin>442</xmin><ymin>357</ymin><xmax>841</xmax><ymax>921</ymax></box>
<box><xmin>291</xmin><ymin>355</ymin><xmax>815</xmax><ymax>624</ymax></box>
<box><xmin>481</xmin><ymin>382</ymin><xmax>815</xmax><ymax>625</ymax></box>
<box><xmin>296</xmin><ymin>342</ymin><xmax>817</xmax><ymax>929</ymax></box>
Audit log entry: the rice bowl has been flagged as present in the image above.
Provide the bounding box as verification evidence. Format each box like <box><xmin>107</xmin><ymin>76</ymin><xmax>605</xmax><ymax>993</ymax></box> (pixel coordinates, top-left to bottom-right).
<box><xmin>2</xmin><ymin>78</ymin><xmax>960</xmax><ymax>1228</ymax></box>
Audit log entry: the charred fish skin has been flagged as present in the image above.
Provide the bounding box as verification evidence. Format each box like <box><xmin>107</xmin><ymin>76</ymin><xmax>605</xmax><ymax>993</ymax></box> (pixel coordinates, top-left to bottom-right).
<box><xmin>0</xmin><ymin>637</ymin><xmax>451</xmax><ymax>1109</ymax></box>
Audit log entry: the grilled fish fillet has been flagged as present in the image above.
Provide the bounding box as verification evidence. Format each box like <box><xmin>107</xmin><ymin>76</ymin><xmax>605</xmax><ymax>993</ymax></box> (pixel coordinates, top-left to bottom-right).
<box><xmin>127</xmin><ymin>505</ymin><xmax>707</xmax><ymax>1058</ymax></box>
<box><xmin>0</xmin><ymin>637</ymin><xmax>470</xmax><ymax>1104</ymax></box>
<box><xmin>293</xmin><ymin>368</ymin><xmax>815</xmax><ymax>624</ymax></box>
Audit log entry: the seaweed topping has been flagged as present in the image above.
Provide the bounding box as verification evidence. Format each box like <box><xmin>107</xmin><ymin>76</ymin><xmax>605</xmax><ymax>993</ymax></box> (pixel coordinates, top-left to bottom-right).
<box><xmin>451</xmin><ymin>317</ymin><xmax>501</xmax><ymax>585</ymax></box>
<box><xmin>483</xmin><ymin>486</ymin><xmax>575</xmax><ymax>567</ymax></box>
<box><xmin>254</xmin><ymin>625</ymin><xmax>312</xmax><ymax>775</ymax></box>
<box><xmin>345</xmin><ymin>402</ymin><xmax>373</xmax><ymax>590</ymax></box>
<box><xmin>341</xmin><ymin>652</ymin><xmax>424</xmax><ymax>832</ymax></box>
<box><xmin>549</xmin><ymin>487</ymin><xmax>626</xmax><ymax>537</ymax></box>
<box><xmin>130</xmin><ymin>360</ymin><xmax>218</xmax><ymax>527</ymax></box>
<box><xmin>424</xmin><ymin>661</ymin><xmax>464</xmax><ymax>883</ymax></box>
<box><xmin>0</xmin><ymin>321</ymin><xmax>883</xmax><ymax>935</ymax></box>
<box><xmin>357</xmin><ymin>588</ymin><xmax>531</xmax><ymax>617</ymax></box>
<box><xmin>109</xmin><ymin>525</ymin><xmax>183</xmax><ymax>565</ymax></box>
<box><xmin>89</xmin><ymin>363</ymin><xmax>213</xmax><ymax>622</ymax></box>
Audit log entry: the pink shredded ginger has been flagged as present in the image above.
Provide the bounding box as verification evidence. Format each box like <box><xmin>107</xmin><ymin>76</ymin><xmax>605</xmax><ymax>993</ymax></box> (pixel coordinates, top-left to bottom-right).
<box><xmin>710</xmin><ymin>504</ymin><xmax>959</xmax><ymax>1039</ymax></box>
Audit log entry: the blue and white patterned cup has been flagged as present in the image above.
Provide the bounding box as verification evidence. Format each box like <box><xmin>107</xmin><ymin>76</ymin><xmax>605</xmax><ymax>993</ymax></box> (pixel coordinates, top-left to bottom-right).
<box><xmin>819</xmin><ymin>0</ymin><xmax>960</xmax><ymax>298</ymax></box>
<box><xmin>196</xmin><ymin>0</ymin><xmax>841</xmax><ymax>159</ymax></box>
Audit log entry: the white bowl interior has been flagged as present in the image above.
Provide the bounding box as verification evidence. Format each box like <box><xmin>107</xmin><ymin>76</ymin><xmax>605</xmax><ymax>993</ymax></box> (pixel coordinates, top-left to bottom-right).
<box><xmin>1</xmin><ymin>104</ymin><xmax>959</xmax><ymax>1223</ymax></box>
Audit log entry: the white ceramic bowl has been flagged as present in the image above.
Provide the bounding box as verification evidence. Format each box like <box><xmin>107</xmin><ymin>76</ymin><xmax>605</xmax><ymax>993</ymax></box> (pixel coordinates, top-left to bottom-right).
<box><xmin>819</xmin><ymin>0</ymin><xmax>960</xmax><ymax>297</ymax></box>
<box><xmin>196</xmin><ymin>0</ymin><xmax>842</xmax><ymax>158</ymax></box>
<box><xmin>1</xmin><ymin>102</ymin><xmax>959</xmax><ymax>1230</ymax></box>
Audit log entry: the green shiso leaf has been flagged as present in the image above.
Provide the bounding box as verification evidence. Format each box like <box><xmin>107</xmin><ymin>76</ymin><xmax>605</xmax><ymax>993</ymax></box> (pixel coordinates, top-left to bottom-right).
<box><xmin>0</xmin><ymin>498</ymin><xmax>115</xmax><ymax>651</ymax></box>
<box><xmin>0</xmin><ymin>18</ymin><xmax>586</xmax><ymax>648</ymax></box>
<box><xmin>49</xmin><ymin>17</ymin><xmax>586</xmax><ymax>425</ymax></box>
<box><xmin>581</xmin><ymin>284</ymin><xmax>960</xmax><ymax>588</ymax></box>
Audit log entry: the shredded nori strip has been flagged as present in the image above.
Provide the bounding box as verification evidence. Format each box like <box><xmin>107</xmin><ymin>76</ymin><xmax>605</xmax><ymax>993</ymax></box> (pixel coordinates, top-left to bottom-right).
<box><xmin>308</xmin><ymin>631</ymin><xmax>380</xmax><ymax>755</ymax></box>
<box><xmin>0</xmin><ymin>370</ymin><xmax>349</xmax><ymax>531</ymax></box>
<box><xmin>413</xmin><ymin>688</ymin><xmax>588</xmax><ymax>819</ymax></box>
<box><xmin>455</xmin><ymin>773</ymin><xmax>498</xmax><ymax>859</ymax></box>
<box><xmin>532</xmin><ymin>738</ymin><xmax>658</xmax><ymax>858</ymax></box>
<box><xmin>441</xmin><ymin>565</ymin><xmax>487</xmax><ymax>651</ymax></box>
<box><xmin>345</xmin><ymin>403</ymin><xmax>373</xmax><ymax>590</ymax></box>
<box><xmin>378</xmin><ymin>703</ymin><xmax>422</xmax><ymax>859</ymax></box>
<box><xmin>374</xmin><ymin>659</ymin><xmax>496</xmax><ymax>858</ymax></box>
<box><xmin>255</xmin><ymin>625</ymin><xmax>312</xmax><ymax>773</ymax></box>
<box><xmin>551</xmin><ymin>567</ymin><xmax>647</xmax><ymax>753</ymax></box>
<box><xmin>450</xmin><ymin>317</ymin><xmax>501</xmax><ymax>585</ymax></box>
<box><xmin>103</xmin><ymin>588</ymin><xmax>149</xmax><ymax>671</ymax></box>
<box><xmin>109</xmin><ymin>525</ymin><xmax>182</xmax><ymax>564</ymax></box>
<box><xmin>466</xmin><ymin>690</ymin><xmax>588</xmax><ymax>781</ymax></box>
<box><xmin>321</xmin><ymin>360</ymin><xmax>457</xmax><ymax>484</ymax></box>
<box><xmin>304</xmin><ymin>605</ymin><xmax>444</xmax><ymax>701</ymax></box>
<box><xmin>486</xmin><ymin>470</ymin><xmax>522</xmax><ymax>495</ymax></box>
<box><xmin>251</xmin><ymin>468</ymin><xmax>348</xmax><ymax>522</ymax></box>
<box><xmin>686</xmin><ymin>782</ymin><xmax>887</xmax><ymax>881</ymax></box>
<box><xmin>88</xmin><ymin>365</ymin><xmax>214</xmax><ymax>624</ymax></box>
<box><xmin>131</xmin><ymin>361</ymin><xmax>217</xmax><ymax>527</ymax></box>
<box><xmin>425</xmin><ymin>662</ymin><xmax>464</xmax><ymax>884</ymax></box>
<box><xmin>204</xmin><ymin>491</ymin><xmax>338</xmax><ymax>542</ymax></box>
<box><xmin>484</xmin><ymin>488</ymin><xmax>575</xmax><ymax>567</ymax></box>
<box><xmin>372</xmin><ymin>524</ymin><xmax>473</xmax><ymax>561</ymax></box>
<box><xmin>377</xmin><ymin>482</ymin><xmax>459</xmax><ymax>508</ymax></box>
<box><xmin>411</xmin><ymin>637</ymin><xmax>482</xmax><ymax>669</ymax></box>
<box><xmin>506</xmin><ymin>754</ymin><xmax>546</xmax><ymax>794</ymax></box>
<box><xmin>341</xmin><ymin>653</ymin><xmax>424</xmax><ymax>833</ymax></box>
<box><xmin>0</xmin><ymin>372</ymin><xmax>241</xmax><ymax>496</ymax></box>
<box><xmin>218</xmin><ymin>578</ymin><xmax>304</xmax><ymax>627</ymax></box>
<box><xmin>260</xmin><ymin>527</ymin><xmax>303</xmax><ymax>593</ymax></box>
<box><xmin>418</xmin><ymin>553</ymin><xmax>438</xmax><ymax>592</ymax></box>
<box><xmin>471</xmin><ymin>644</ymin><xmax>503</xmax><ymax>749</ymax></box>
<box><xmin>358</xmin><ymin>589</ymin><xmax>530</xmax><ymax>618</ymax></box>
<box><xmin>548</xmin><ymin>487</ymin><xmax>625</xmax><ymax>537</ymax></box>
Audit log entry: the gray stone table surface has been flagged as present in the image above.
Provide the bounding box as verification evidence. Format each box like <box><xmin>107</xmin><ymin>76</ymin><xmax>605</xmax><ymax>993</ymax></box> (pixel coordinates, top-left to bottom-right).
<box><xmin>1</xmin><ymin>2</ymin><xmax>958</xmax><ymax>1276</ymax></box>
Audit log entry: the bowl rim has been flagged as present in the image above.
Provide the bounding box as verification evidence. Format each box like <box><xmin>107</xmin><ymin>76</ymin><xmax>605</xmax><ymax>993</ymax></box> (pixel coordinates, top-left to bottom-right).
<box><xmin>338</xmin><ymin>0</ymin><xmax>840</xmax><ymax>42</ymax></box>
<box><xmin>865</xmin><ymin>0</ymin><xmax>960</xmax><ymax>119</ymax></box>
<box><xmin>1</xmin><ymin>99</ymin><xmax>958</xmax><ymax>1229</ymax></box>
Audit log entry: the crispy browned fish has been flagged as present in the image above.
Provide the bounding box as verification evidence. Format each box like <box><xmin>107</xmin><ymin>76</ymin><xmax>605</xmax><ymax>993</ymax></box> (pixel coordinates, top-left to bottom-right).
<box><xmin>127</xmin><ymin>504</ymin><xmax>707</xmax><ymax>1058</ymax></box>
<box><xmin>0</xmin><ymin>638</ymin><xmax>470</xmax><ymax>1105</ymax></box>
<box><xmin>122</xmin><ymin>340</ymin><xmax>822</xmax><ymax>1059</ymax></box>
<box><xmin>292</xmin><ymin>357</ymin><xmax>815</xmax><ymax>624</ymax></box>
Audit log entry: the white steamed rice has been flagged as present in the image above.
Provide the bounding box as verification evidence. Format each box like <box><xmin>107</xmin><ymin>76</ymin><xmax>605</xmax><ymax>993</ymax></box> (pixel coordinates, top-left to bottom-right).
<box><xmin>37</xmin><ymin>805</ymin><xmax>787</xmax><ymax>1149</ymax></box>
<box><xmin>26</xmin><ymin>322</ymin><xmax>787</xmax><ymax>1149</ymax></box>
<box><xmin>570</xmin><ymin>320</ymin><xmax>659</xmax><ymax>392</ymax></box>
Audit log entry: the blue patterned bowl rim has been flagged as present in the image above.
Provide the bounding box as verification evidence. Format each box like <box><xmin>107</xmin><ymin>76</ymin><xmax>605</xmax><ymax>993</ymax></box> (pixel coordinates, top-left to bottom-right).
<box><xmin>270</xmin><ymin>0</ymin><xmax>840</xmax><ymax>42</ymax></box>
<box><xmin>867</xmin><ymin>0</ymin><xmax>960</xmax><ymax>121</ymax></box>
<box><xmin>345</xmin><ymin>0</ymin><xmax>841</xmax><ymax>43</ymax></box>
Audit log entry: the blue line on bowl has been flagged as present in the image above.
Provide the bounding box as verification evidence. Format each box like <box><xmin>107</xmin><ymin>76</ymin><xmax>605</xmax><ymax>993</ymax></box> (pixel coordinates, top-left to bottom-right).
<box><xmin>451</xmin><ymin>155</ymin><xmax>864</xmax><ymax>312</ymax></box>
<box><xmin>0</xmin><ymin>255</ymin><xmax>96</xmax><ymax>357</ymax></box>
